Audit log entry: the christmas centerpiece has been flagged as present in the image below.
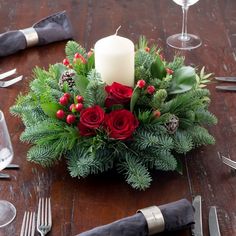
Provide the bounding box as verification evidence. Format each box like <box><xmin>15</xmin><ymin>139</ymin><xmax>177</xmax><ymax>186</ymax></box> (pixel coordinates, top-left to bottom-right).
<box><xmin>10</xmin><ymin>36</ymin><xmax>217</xmax><ymax>190</ymax></box>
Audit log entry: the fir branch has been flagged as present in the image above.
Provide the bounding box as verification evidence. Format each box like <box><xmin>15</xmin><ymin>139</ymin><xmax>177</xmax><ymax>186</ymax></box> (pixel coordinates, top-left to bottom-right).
<box><xmin>154</xmin><ymin>150</ymin><xmax>177</xmax><ymax>171</ymax></box>
<box><xmin>65</xmin><ymin>41</ymin><xmax>87</xmax><ymax>63</ymax></box>
<box><xmin>195</xmin><ymin>109</ymin><xmax>217</xmax><ymax>125</ymax></box>
<box><xmin>173</xmin><ymin>130</ymin><xmax>193</xmax><ymax>154</ymax></box>
<box><xmin>117</xmin><ymin>153</ymin><xmax>152</xmax><ymax>190</ymax></box>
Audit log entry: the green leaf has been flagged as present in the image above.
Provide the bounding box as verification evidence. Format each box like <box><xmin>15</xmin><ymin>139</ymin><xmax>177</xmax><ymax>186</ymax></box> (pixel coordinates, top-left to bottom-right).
<box><xmin>74</xmin><ymin>75</ymin><xmax>89</xmax><ymax>97</ymax></box>
<box><xmin>41</xmin><ymin>103</ymin><xmax>61</xmax><ymax>118</ymax></box>
<box><xmin>130</xmin><ymin>86</ymin><xmax>141</xmax><ymax>112</ymax></box>
<box><xmin>169</xmin><ymin>66</ymin><xmax>196</xmax><ymax>94</ymax></box>
<box><xmin>150</xmin><ymin>55</ymin><xmax>166</xmax><ymax>79</ymax></box>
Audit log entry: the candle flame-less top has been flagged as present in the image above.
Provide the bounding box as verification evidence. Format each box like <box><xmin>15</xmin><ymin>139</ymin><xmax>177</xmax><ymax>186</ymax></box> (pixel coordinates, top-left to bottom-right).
<box><xmin>94</xmin><ymin>35</ymin><xmax>135</xmax><ymax>87</ymax></box>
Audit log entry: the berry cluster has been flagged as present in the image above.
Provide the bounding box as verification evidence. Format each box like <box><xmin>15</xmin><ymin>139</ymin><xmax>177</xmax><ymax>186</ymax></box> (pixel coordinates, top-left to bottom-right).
<box><xmin>56</xmin><ymin>93</ymin><xmax>84</xmax><ymax>124</ymax></box>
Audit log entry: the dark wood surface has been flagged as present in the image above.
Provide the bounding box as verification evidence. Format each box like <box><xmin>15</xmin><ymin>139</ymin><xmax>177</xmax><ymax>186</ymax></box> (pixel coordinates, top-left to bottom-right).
<box><xmin>0</xmin><ymin>0</ymin><xmax>236</xmax><ymax>235</ymax></box>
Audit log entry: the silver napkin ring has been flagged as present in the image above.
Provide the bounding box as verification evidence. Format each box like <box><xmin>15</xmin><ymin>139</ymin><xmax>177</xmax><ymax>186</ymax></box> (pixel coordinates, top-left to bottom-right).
<box><xmin>20</xmin><ymin>27</ymin><xmax>39</xmax><ymax>47</ymax></box>
<box><xmin>137</xmin><ymin>206</ymin><xmax>165</xmax><ymax>235</ymax></box>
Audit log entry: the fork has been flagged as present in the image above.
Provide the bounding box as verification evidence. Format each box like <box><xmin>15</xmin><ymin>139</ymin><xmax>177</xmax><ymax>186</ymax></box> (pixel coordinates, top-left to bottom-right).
<box><xmin>0</xmin><ymin>68</ymin><xmax>23</xmax><ymax>87</ymax></box>
<box><xmin>37</xmin><ymin>198</ymin><xmax>52</xmax><ymax>236</ymax></box>
<box><xmin>20</xmin><ymin>211</ymin><xmax>36</xmax><ymax>236</ymax></box>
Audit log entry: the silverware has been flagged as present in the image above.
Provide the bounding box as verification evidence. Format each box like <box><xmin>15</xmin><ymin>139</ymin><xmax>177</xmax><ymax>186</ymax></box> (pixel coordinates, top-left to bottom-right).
<box><xmin>20</xmin><ymin>211</ymin><xmax>36</xmax><ymax>236</ymax></box>
<box><xmin>37</xmin><ymin>198</ymin><xmax>52</xmax><ymax>236</ymax></box>
<box><xmin>221</xmin><ymin>156</ymin><xmax>236</xmax><ymax>170</ymax></box>
<box><xmin>215</xmin><ymin>77</ymin><xmax>236</xmax><ymax>82</ymax></box>
<box><xmin>6</xmin><ymin>163</ymin><xmax>20</xmax><ymax>169</ymax></box>
<box><xmin>216</xmin><ymin>85</ymin><xmax>236</xmax><ymax>91</ymax></box>
<box><xmin>0</xmin><ymin>173</ymin><xmax>10</xmax><ymax>179</ymax></box>
<box><xmin>192</xmin><ymin>195</ymin><xmax>203</xmax><ymax>236</ymax></box>
<box><xmin>0</xmin><ymin>68</ymin><xmax>16</xmax><ymax>80</ymax></box>
<box><xmin>209</xmin><ymin>206</ymin><xmax>221</xmax><ymax>236</ymax></box>
<box><xmin>0</xmin><ymin>75</ymin><xmax>23</xmax><ymax>87</ymax></box>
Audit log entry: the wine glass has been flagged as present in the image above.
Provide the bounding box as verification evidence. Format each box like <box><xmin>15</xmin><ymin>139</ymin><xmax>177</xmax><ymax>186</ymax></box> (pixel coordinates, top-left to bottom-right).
<box><xmin>167</xmin><ymin>0</ymin><xmax>202</xmax><ymax>50</ymax></box>
<box><xmin>0</xmin><ymin>110</ymin><xmax>16</xmax><ymax>228</ymax></box>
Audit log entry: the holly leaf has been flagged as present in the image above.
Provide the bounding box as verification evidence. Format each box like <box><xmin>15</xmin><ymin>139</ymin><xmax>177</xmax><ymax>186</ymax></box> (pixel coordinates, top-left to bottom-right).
<box><xmin>169</xmin><ymin>66</ymin><xmax>196</xmax><ymax>94</ymax></box>
<box><xmin>41</xmin><ymin>102</ymin><xmax>62</xmax><ymax>118</ymax></box>
<box><xmin>130</xmin><ymin>86</ymin><xmax>141</xmax><ymax>112</ymax></box>
<box><xmin>150</xmin><ymin>55</ymin><xmax>166</xmax><ymax>79</ymax></box>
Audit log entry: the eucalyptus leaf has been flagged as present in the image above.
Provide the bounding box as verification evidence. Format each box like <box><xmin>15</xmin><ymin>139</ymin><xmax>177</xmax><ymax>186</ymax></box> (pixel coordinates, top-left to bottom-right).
<box><xmin>130</xmin><ymin>87</ymin><xmax>141</xmax><ymax>112</ymax></box>
<box><xmin>74</xmin><ymin>75</ymin><xmax>89</xmax><ymax>97</ymax></box>
<box><xmin>169</xmin><ymin>66</ymin><xmax>196</xmax><ymax>94</ymax></box>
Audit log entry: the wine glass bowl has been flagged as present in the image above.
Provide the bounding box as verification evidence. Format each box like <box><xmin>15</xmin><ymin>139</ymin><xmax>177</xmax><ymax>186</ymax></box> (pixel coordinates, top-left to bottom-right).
<box><xmin>167</xmin><ymin>0</ymin><xmax>202</xmax><ymax>50</ymax></box>
<box><xmin>0</xmin><ymin>110</ymin><xmax>16</xmax><ymax>228</ymax></box>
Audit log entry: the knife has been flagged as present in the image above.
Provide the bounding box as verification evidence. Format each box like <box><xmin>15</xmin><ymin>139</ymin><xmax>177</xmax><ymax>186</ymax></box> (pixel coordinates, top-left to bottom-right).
<box><xmin>0</xmin><ymin>173</ymin><xmax>10</xmax><ymax>179</ymax></box>
<box><xmin>192</xmin><ymin>195</ymin><xmax>203</xmax><ymax>236</ymax></box>
<box><xmin>216</xmin><ymin>86</ymin><xmax>236</xmax><ymax>91</ymax></box>
<box><xmin>215</xmin><ymin>77</ymin><xmax>236</xmax><ymax>82</ymax></box>
<box><xmin>209</xmin><ymin>206</ymin><xmax>221</xmax><ymax>236</ymax></box>
<box><xmin>5</xmin><ymin>164</ymin><xmax>20</xmax><ymax>169</ymax></box>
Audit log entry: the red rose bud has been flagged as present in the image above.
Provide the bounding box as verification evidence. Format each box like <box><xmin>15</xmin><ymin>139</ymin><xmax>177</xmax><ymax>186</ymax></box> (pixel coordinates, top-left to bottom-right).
<box><xmin>59</xmin><ymin>96</ymin><xmax>69</xmax><ymax>106</ymax></box>
<box><xmin>147</xmin><ymin>85</ymin><xmax>155</xmax><ymax>94</ymax></box>
<box><xmin>64</xmin><ymin>93</ymin><xmax>70</xmax><ymax>100</ymax></box>
<box><xmin>69</xmin><ymin>104</ymin><xmax>76</xmax><ymax>113</ymax></box>
<box><xmin>156</xmin><ymin>52</ymin><xmax>164</xmax><ymax>61</ymax></box>
<box><xmin>66</xmin><ymin>114</ymin><xmax>76</xmax><ymax>124</ymax></box>
<box><xmin>74</xmin><ymin>53</ymin><xmax>87</xmax><ymax>64</ymax></box>
<box><xmin>75</xmin><ymin>103</ymin><xmax>83</xmax><ymax>112</ymax></box>
<box><xmin>166</xmin><ymin>68</ymin><xmax>174</xmax><ymax>75</ymax></box>
<box><xmin>56</xmin><ymin>110</ymin><xmax>65</xmax><ymax>119</ymax></box>
<box><xmin>76</xmin><ymin>95</ymin><xmax>84</xmax><ymax>103</ymax></box>
<box><xmin>63</xmin><ymin>58</ymin><xmax>70</xmax><ymax>66</ymax></box>
<box><xmin>153</xmin><ymin>110</ymin><xmax>161</xmax><ymax>118</ymax></box>
<box><xmin>145</xmin><ymin>47</ymin><xmax>150</xmax><ymax>52</ymax></box>
<box><xmin>137</xmin><ymin>80</ymin><xmax>146</xmax><ymax>88</ymax></box>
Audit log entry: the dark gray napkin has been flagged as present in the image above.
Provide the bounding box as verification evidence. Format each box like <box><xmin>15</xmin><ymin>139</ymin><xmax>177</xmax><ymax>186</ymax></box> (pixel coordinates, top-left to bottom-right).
<box><xmin>76</xmin><ymin>199</ymin><xmax>194</xmax><ymax>236</ymax></box>
<box><xmin>0</xmin><ymin>11</ymin><xmax>73</xmax><ymax>57</ymax></box>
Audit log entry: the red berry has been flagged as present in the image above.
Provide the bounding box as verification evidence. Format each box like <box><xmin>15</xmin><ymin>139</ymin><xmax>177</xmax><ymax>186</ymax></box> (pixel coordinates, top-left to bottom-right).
<box><xmin>145</xmin><ymin>47</ymin><xmax>150</xmax><ymax>52</ymax></box>
<box><xmin>137</xmin><ymin>80</ymin><xmax>146</xmax><ymax>88</ymax></box>
<box><xmin>59</xmin><ymin>96</ymin><xmax>69</xmax><ymax>106</ymax></box>
<box><xmin>166</xmin><ymin>68</ymin><xmax>174</xmax><ymax>75</ymax></box>
<box><xmin>66</xmin><ymin>114</ymin><xmax>76</xmax><ymax>124</ymax></box>
<box><xmin>56</xmin><ymin>110</ymin><xmax>65</xmax><ymax>119</ymax></box>
<box><xmin>147</xmin><ymin>85</ymin><xmax>155</xmax><ymax>94</ymax></box>
<box><xmin>88</xmin><ymin>50</ymin><xmax>93</xmax><ymax>58</ymax></box>
<box><xmin>153</xmin><ymin>110</ymin><xmax>161</xmax><ymax>118</ymax></box>
<box><xmin>75</xmin><ymin>103</ymin><xmax>83</xmax><ymax>112</ymax></box>
<box><xmin>63</xmin><ymin>58</ymin><xmax>70</xmax><ymax>66</ymax></box>
<box><xmin>64</xmin><ymin>93</ymin><xmax>70</xmax><ymax>100</ymax></box>
<box><xmin>76</xmin><ymin>95</ymin><xmax>84</xmax><ymax>103</ymax></box>
<box><xmin>69</xmin><ymin>104</ymin><xmax>76</xmax><ymax>113</ymax></box>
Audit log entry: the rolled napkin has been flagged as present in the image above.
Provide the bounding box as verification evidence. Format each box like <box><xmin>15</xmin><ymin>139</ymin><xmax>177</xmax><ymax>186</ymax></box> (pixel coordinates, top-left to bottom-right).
<box><xmin>0</xmin><ymin>11</ymin><xmax>73</xmax><ymax>57</ymax></box>
<box><xmin>77</xmin><ymin>199</ymin><xmax>194</xmax><ymax>236</ymax></box>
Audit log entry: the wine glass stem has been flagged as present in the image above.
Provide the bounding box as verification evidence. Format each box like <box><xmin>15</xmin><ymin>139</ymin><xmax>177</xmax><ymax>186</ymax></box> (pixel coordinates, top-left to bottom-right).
<box><xmin>181</xmin><ymin>6</ymin><xmax>189</xmax><ymax>41</ymax></box>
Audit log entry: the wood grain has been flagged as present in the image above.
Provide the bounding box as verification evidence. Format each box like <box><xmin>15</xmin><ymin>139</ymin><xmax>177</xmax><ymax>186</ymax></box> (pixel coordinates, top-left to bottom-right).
<box><xmin>0</xmin><ymin>0</ymin><xmax>236</xmax><ymax>235</ymax></box>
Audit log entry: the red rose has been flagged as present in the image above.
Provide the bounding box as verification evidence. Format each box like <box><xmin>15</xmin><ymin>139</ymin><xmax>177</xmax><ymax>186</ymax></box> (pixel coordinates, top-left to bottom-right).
<box><xmin>104</xmin><ymin>109</ymin><xmax>139</xmax><ymax>140</ymax></box>
<box><xmin>78</xmin><ymin>123</ymin><xmax>96</xmax><ymax>137</ymax></box>
<box><xmin>80</xmin><ymin>105</ymin><xmax>105</xmax><ymax>129</ymax></box>
<box><xmin>105</xmin><ymin>82</ymin><xmax>133</xmax><ymax>107</ymax></box>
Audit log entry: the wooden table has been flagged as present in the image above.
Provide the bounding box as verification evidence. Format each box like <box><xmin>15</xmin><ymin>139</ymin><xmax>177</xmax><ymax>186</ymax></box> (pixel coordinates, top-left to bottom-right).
<box><xmin>0</xmin><ymin>0</ymin><xmax>236</xmax><ymax>235</ymax></box>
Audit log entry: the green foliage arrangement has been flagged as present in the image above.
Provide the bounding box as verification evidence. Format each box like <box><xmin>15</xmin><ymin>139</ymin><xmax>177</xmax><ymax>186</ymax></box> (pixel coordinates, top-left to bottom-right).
<box><xmin>10</xmin><ymin>37</ymin><xmax>217</xmax><ymax>190</ymax></box>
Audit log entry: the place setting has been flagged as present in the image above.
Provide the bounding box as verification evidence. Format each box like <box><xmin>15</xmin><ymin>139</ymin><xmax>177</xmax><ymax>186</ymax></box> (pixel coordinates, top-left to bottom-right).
<box><xmin>0</xmin><ymin>0</ymin><xmax>236</xmax><ymax>235</ymax></box>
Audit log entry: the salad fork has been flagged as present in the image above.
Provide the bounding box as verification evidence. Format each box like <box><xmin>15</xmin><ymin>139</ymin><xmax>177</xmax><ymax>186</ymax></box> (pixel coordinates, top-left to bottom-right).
<box><xmin>37</xmin><ymin>198</ymin><xmax>52</xmax><ymax>236</ymax></box>
<box><xmin>20</xmin><ymin>211</ymin><xmax>35</xmax><ymax>236</ymax></box>
<box><xmin>0</xmin><ymin>68</ymin><xmax>23</xmax><ymax>87</ymax></box>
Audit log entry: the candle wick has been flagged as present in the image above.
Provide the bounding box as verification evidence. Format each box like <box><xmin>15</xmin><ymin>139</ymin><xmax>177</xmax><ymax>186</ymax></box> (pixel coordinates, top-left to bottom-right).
<box><xmin>115</xmin><ymin>26</ymin><xmax>121</xmax><ymax>35</ymax></box>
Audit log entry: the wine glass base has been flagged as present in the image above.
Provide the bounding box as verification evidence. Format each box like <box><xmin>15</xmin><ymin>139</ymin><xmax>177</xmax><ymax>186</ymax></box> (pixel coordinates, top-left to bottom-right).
<box><xmin>167</xmin><ymin>33</ymin><xmax>202</xmax><ymax>50</ymax></box>
<box><xmin>0</xmin><ymin>200</ymin><xmax>16</xmax><ymax>228</ymax></box>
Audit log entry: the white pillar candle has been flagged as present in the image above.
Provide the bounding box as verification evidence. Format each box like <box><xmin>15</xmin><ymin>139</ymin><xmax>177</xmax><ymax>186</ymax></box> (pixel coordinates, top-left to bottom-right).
<box><xmin>94</xmin><ymin>33</ymin><xmax>135</xmax><ymax>87</ymax></box>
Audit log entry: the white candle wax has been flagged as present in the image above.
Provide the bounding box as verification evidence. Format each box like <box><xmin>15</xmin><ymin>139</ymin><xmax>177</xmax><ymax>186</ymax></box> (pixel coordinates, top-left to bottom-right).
<box><xmin>94</xmin><ymin>34</ymin><xmax>135</xmax><ymax>87</ymax></box>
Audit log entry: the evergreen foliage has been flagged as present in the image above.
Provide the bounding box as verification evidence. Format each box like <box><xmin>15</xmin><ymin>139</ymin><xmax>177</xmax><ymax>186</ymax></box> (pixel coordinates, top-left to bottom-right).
<box><xmin>10</xmin><ymin>36</ymin><xmax>217</xmax><ymax>190</ymax></box>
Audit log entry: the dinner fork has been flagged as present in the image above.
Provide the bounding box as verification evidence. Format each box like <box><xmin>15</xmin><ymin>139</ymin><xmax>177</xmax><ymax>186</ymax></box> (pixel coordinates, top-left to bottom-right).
<box><xmin>20</xmin><ymin>211</ymin><xmax>36</xmax><ymax>236</ymax></box>
<box><xmin>37</xmin><ymin>198</ymin><xmax>52</xmax><ymax>236</ymax></box>
<box><xmin>0</xmin><ymin>68</ymin><xmax>23</xmax><ymax>87</ymax></box>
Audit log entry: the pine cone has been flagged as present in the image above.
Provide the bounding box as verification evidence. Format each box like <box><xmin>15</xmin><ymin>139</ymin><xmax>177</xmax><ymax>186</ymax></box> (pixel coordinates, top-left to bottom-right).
<box><xmin>58</xmin><ymin>69</ymin><xmax>76</xmax><ymax>90</ymax></box>
<box><xmin>165</xmin><ymin>115</ymin><xmax>179</xmax><ymax>134</ymax></box>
